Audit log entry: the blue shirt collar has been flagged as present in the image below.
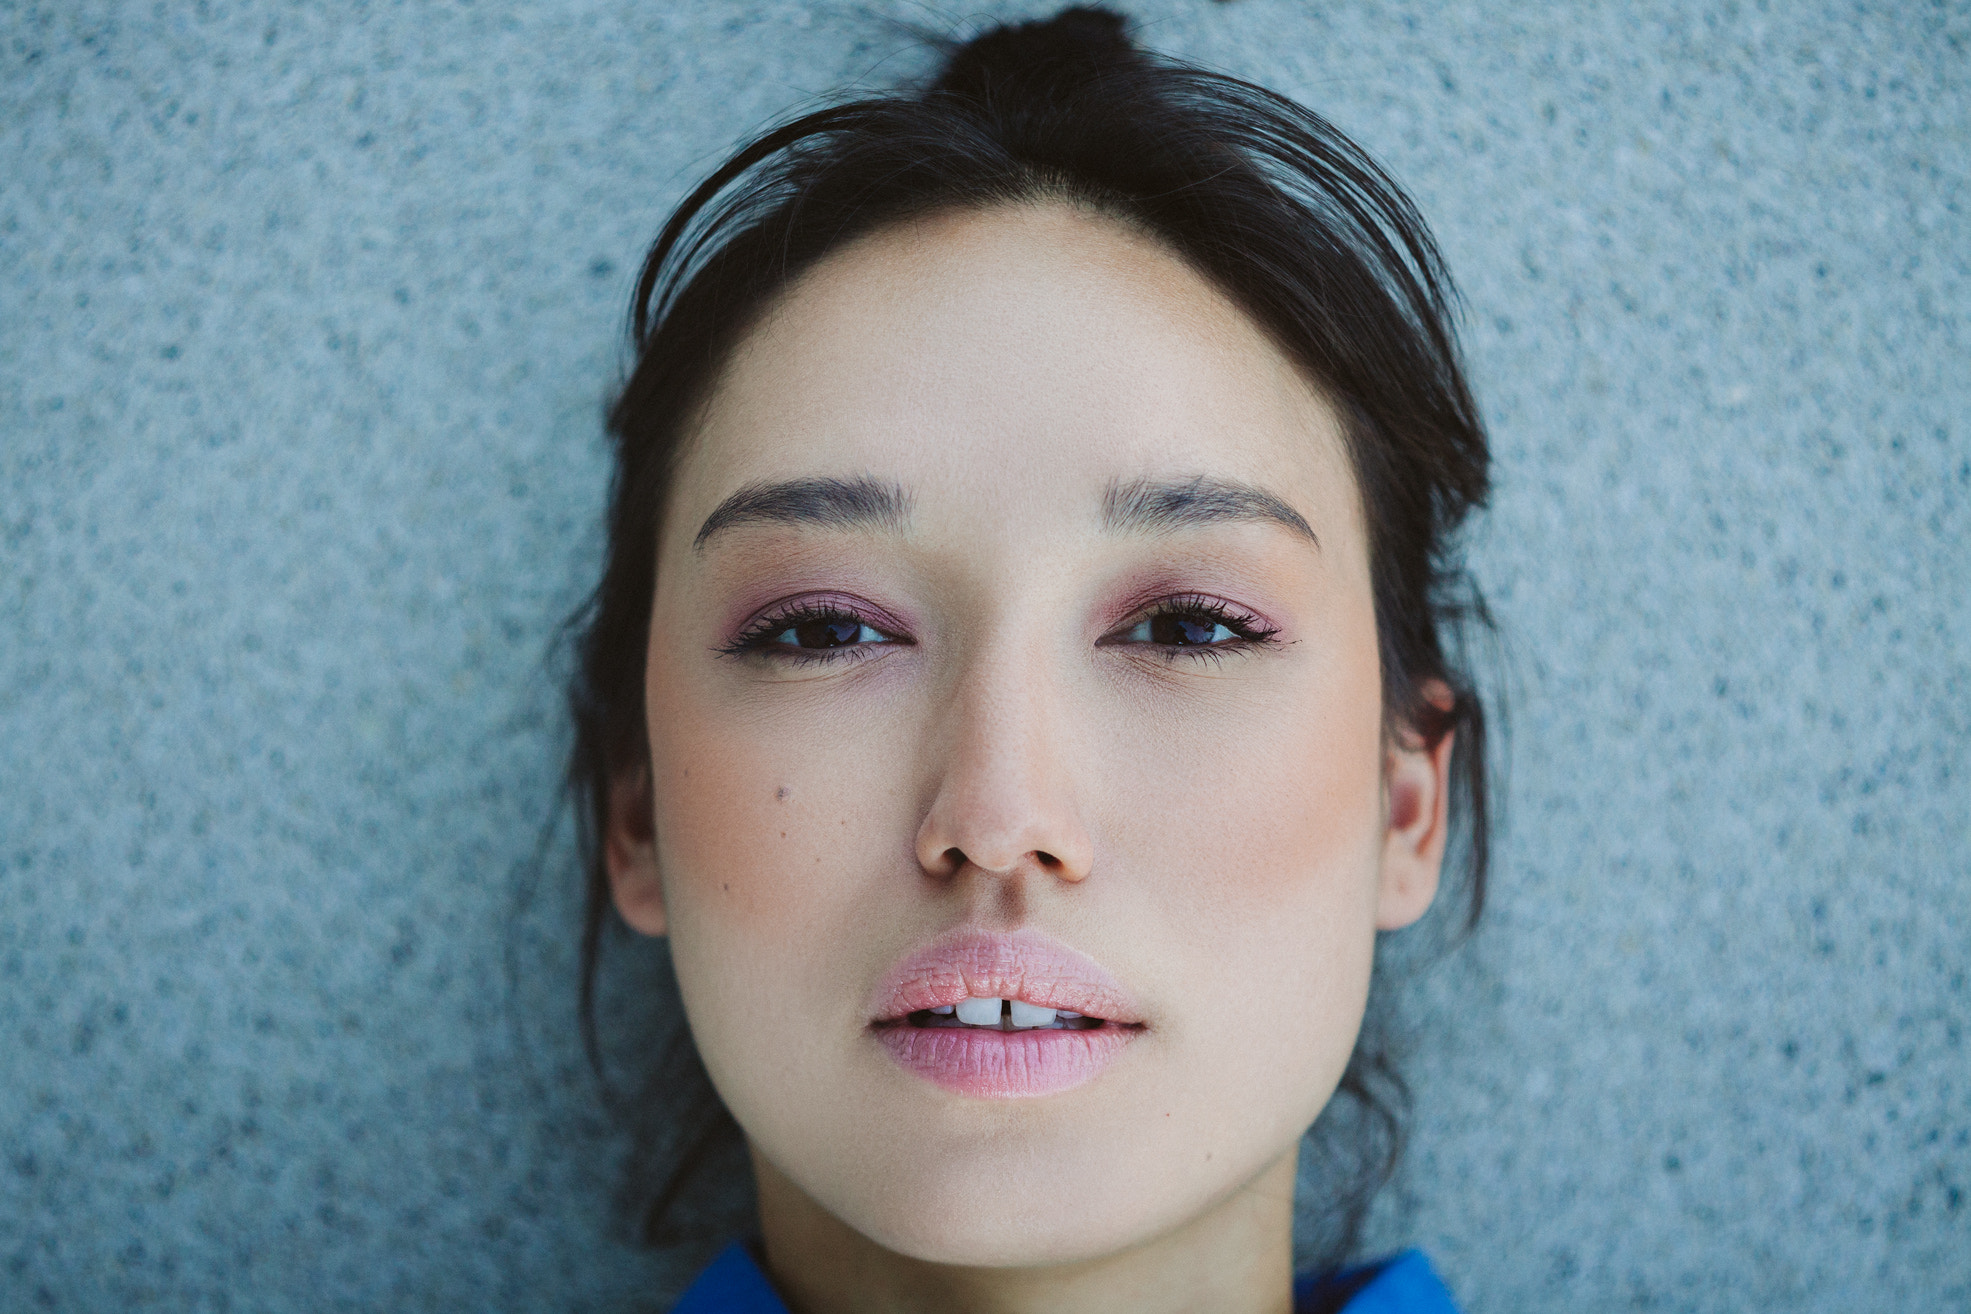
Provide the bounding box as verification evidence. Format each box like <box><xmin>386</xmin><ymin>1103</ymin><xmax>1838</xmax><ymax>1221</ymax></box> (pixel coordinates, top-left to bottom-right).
<box><xmin>671</xmin><ymin>1240</ymin><xmax>1461</xmax><ymax>1314</ymax></box>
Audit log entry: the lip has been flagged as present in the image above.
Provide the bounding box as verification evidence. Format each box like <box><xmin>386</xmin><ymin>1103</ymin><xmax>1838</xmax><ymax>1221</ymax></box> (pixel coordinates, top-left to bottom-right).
<box><xmin>868</xmin><ymin>928</ymin><xmax>1145</xmax><ymax>1098</ymax></box>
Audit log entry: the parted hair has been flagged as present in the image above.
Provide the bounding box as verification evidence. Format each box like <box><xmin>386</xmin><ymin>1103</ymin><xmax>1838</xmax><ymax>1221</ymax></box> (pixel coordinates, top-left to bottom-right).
<box><xmin>565</xmin><ymin>4</ymin><xmax>1493</xmax><ymax>1267</ymax></box>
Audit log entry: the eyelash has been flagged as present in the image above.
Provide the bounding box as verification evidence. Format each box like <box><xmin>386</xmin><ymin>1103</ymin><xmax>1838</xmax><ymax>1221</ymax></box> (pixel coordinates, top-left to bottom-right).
<box><xmin>1103</xmin><ymin>594</ymin><xmax>1281</xmax><ymax>665</ymax></box>
<box><xmin>719</xmin><ymin>603</ymin><xmax>909</xmax><ymax>667</ymax></box>
<box><xmin>721</xmin><ymin>594</ymin><xmax>1279</xmax><ymax>666</ymax></box>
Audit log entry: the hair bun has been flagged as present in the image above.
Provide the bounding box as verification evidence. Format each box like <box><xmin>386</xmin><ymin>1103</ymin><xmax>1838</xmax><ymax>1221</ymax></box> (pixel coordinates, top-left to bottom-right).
<box><xmin>931</xmin><ymin>6</ymin><xmax>1145</xmax><ymax>103</ymax></box>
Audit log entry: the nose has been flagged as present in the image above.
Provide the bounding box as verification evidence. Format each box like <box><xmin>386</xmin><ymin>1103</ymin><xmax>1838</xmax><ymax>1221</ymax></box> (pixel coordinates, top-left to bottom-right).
<box><xmin>913</xmin><ymin>648</ymin><xmax>1093</xmax><ymax>886</ymax></box>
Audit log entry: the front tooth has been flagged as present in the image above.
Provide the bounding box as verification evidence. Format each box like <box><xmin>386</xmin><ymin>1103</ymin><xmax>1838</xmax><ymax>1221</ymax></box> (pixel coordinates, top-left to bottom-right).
<box><xmin>1008</xmin><ymin>1000</ymin><xmax>1057</xmax><ymax>1029</ymax></box>
<box><xmin>954</xmin><ymin>997</ymin><xmax>1004</xmax><ymax>1026</ymax></box>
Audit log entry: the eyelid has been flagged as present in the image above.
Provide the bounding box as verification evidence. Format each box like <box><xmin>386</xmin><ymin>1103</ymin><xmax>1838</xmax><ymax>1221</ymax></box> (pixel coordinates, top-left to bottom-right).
<box><xmin>728</xmin><ymin>591</ymin><xmax>910</xmax><ymax>640</ymax></box>
<box><xmin>1098</xmin><ymin>591</ymin><xmax>1280</xmax><ymax>645</ymax></box>
<box><xmin>719</xmin><ymin>590</ymin><xmax>915</xmax><ymax>658</ymax></box>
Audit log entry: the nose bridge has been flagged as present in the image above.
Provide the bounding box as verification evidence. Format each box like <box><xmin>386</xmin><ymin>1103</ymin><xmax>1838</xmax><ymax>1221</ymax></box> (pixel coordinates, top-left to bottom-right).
<box><xmin>916</xmin><ymin>622</ymin><xmax>1091</xmax><ymax>881</ymax></box>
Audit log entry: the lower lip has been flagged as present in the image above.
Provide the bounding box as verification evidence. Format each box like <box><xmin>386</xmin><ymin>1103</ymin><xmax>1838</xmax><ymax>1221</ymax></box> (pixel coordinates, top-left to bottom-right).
<box><xmin>873</xmin><ymin>1025</ymin><xmax>1138</xmax><ymax>1098</ymax></box>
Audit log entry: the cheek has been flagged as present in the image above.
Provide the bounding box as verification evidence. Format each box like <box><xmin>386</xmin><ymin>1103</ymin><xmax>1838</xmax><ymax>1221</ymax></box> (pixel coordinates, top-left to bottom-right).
<box><xmin>645</xmin><ymin>696</ymin><xmax>818</xmax><ymax>934</ymax></box>
<box><xmin>1091</xmin><ymin>642</ymin><xmax>1388</xmax><ymax>1122</ymax></box>
<box><xmin>1101</xmin><ymin>657</ymin><xmax>1386</xmax><ymax>935</ymax></box>
<box><xmin>641</xmin><ymin>653</ymin><xmax>917</xmax><ymax>1035</ymax></box>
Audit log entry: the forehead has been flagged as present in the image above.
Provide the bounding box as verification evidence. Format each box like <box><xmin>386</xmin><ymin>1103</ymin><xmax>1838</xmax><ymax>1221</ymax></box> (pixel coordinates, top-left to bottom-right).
<box><xmin>666</xmin><ymin>202</ymin><xmax>1359</xmax><ymax>553</ymax></box>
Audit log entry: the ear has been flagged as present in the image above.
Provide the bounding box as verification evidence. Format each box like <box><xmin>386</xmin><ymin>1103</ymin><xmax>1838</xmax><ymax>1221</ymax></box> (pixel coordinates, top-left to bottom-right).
<box><xmin>605</xmin><ymin>761</ymin><xmax>668</xmax><ymax>937</ymax></box>
<box><xmin>1376</xmin><ymin>681</ymin><xmax>1457</xmax><ymax>931</ymax></box>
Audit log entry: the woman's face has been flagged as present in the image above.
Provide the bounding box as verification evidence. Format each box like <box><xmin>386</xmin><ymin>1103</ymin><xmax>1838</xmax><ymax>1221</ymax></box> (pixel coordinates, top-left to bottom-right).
<box><xmin>609</xmin><ymin>203</ymin><xmax>1451</xmax><ymax>1268</ymax></box>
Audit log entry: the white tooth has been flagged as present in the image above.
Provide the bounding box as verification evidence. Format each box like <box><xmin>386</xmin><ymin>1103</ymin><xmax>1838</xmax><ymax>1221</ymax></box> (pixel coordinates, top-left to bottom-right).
<box><xmin>1008</xmin><ymin>1000</ymin><xmax>1057</xmax><ymax>1029</ymax></box>
<box><xmin>1054</xmin><ymin>1011</ymin><xmax>1082</xmax><ymax>1020</ymax></box>
<box><xmin>954</xmin><ymin>997</ymin><xmax>1004</xmax><ymax>1027</ymax></box>
<box><xmin>929</xmin><ymin>1005</ymin><xmax>955</xmax><ymax>1015</ymax></box>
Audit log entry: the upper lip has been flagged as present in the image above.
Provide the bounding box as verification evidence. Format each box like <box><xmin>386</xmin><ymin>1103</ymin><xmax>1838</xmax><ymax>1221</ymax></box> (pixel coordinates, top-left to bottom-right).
<box><xmin>868</xmin><ymin>927</ymin><xmax>1146</xmax><ymax>1025</ymax></box>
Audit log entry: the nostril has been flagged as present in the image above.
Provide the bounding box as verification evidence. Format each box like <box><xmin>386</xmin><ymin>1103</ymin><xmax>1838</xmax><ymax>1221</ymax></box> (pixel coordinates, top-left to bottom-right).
<box><xmin>927</xmin><ymin>846</ymin><xmax>1077</xmax><ymax>879</ymax></box>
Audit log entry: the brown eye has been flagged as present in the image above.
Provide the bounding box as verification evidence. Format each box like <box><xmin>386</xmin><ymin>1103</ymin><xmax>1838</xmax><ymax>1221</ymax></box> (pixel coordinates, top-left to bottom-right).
<box><xmin>1150</xmin><ymin>614</ymin><xmax>1236</xmax><ymax>646</ymax></box>
<box><xmin>1119</xmin><ymin>613</ymin><xmax>1241</xmax><ymax>646</ymax></box>
<box><xmin>764</xmin><ymin>618</ymin><xmax>889</xmax><ymax>649</ymax></box>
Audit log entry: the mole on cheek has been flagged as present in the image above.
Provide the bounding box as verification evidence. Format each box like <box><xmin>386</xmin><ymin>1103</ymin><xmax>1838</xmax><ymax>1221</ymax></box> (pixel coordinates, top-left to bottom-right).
<box><xmin>776</xmin><ymin>786</ymin><xmax>789</xmax><ymax>801</ymax></box>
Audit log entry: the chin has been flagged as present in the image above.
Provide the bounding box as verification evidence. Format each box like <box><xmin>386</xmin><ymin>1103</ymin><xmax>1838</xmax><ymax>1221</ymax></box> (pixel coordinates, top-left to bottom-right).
<box><xmin>853</xmin><ymin>1169</ymin><xmax>1178</xmax><ymax>1269</ymax></box>
<box><xmin>783</xmin><ymin>1106</ymin><xmax>1242</xmax><ymax>1269</ymax></box>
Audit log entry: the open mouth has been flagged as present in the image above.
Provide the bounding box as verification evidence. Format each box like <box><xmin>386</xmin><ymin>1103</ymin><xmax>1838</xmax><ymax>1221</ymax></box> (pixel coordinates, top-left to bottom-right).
<box><xmin>888</xmin><ymin>996</ymin><xmax>1116</xmax><ymax>1031</ymax></box>
<box><xmin>871</xmin><ymin>999</ymin><xmax>1141</xmax><ymax>1099</ymax></box>
<box><xmin>867</xmin><ymin>929</ymin><xmax>1146</xmax><ymax>1097</ymax></box>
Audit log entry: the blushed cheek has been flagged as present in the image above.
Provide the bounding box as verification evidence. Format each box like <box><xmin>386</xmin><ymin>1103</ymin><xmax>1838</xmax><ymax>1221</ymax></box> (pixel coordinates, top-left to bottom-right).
<box><xmin>1117</xmin><ymin>677</ymin><xmax>1385</xmax><ymax>937</ymax></box>
<box><xmin>642</xmin><ymin>689</ymin><xmax>831</xmax><ymax>1111</ymax></box>
<box><xmin>645</xmin><ymin>692</ymin><xmax>813</xmax><ymax>939</ymax></box>
<box><xmin>641</xmin><ymin>661</ymin><xmax>912</xmax><ymax>981</ymax></box>
<box><xmin>1237</xmin><ymin>686</ymin><xmax>1389</xmax><ymax>1013</ymax></box>
<box><xmin>1101</xmin><ymin>647</ymin><xmax>1387</xmax><ymax>1134</ymax></box>
<box><xmin>641</xmin><ymin>663</ymin><xmax>927</xmax><ymax>1140</ymax></box>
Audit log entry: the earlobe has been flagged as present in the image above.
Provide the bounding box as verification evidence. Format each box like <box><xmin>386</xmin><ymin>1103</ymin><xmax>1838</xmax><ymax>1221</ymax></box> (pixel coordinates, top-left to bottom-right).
<box><xmin>605</xmin><ymin>763</ymin><xmax>668</xmax><ymax>937</ymax></box>
<box><xmin>1375</xmin><ymin>686</ymin><xmax>1457</xmax><ymax>932</ymax></box>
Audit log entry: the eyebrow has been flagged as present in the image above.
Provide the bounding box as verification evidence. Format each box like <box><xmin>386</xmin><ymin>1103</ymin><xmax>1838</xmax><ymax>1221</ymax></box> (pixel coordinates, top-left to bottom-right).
<box><xmin>693</xmin><ymin>476</ymin><xmax>913</xmax><ymax>549</ymax></box>
<box><xmin>1102</xmin><ymin>476</ymin><xmax>1318</xmax><ymax>547</ymax></box>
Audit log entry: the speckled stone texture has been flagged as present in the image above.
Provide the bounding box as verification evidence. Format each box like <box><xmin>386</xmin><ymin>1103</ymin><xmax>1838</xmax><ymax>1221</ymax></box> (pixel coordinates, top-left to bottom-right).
<box><xmin>1</xmin><ymin>1</ymin><xmax>1964</xmax><ymax>1309</ymax></box>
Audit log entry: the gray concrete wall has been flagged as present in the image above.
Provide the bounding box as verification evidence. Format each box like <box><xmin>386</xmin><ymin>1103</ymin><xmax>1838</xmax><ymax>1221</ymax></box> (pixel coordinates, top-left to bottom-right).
<box><xmin>2</xmin><ymin>1</ymin><xmax>1964</xmax><ymax>1309</ymax></box>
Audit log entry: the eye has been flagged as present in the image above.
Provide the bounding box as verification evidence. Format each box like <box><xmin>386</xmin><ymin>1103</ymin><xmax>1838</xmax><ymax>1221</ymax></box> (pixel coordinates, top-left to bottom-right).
<box><xmin>764</xmin><ymin>617</ymin><xmax>890</xmax><ymax>650</ymax></box>
<box><xmin>1103</xmin><ymin>595</ymin><xmax>1279</xmax><ymax>655</ymax></box>
<box><xmin>1118</xmin><ymin>614</ymin><xmax>1242</xmax><ymax>646</ymax></box>
<box><xmin>721</xmin><ymin>601</ymin><xmax>909</xmax><ymax>664</ymax></box>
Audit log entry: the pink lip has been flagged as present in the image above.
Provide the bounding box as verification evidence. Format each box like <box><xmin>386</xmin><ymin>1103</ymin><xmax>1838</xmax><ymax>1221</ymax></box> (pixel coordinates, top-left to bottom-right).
<box><xmin>868</xmin><ymin>928</ymin><xmax>1145</xmax><ymax>1098</ymax></box>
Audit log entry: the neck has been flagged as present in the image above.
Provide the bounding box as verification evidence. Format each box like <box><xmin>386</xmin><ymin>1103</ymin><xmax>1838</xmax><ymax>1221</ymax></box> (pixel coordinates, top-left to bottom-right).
<box><xmin>751</xmin><ymin>1145</ymin><xmax>1299</xmax><ymax>1314</ymax></box>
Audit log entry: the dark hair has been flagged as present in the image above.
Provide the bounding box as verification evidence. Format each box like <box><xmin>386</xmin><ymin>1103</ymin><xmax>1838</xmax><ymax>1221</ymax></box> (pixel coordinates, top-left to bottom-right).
<box><xmin>565</xmin><ymin>4</ymin><xmax>1492</xmax><ymax>1268</ymax></box>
